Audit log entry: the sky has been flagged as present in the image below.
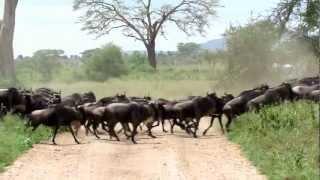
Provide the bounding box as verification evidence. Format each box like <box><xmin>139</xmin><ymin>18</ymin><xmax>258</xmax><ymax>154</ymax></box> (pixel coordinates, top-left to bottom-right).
<box><xmin>0</xmin><ymin>0</ymin><xmax>280</xmax><ymax>56</ymax></box>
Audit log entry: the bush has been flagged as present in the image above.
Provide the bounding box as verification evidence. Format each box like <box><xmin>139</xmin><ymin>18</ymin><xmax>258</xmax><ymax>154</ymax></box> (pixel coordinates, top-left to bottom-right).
<box><xmin>125</xmin><ymin>51</ymin><xmax>154</xmax><ymax>73</ymax></box>
<box><xmin>0</xmin><ymin>115</ymin><xmax>51</xmax><ymax>172</ymax></box>
<box><xmin>83</xmin><ymin>44</ymin><xmax>127</xmax><ymax>81</ymax></box>
<box><xmin>228</xmin><ymin>101</ymin><xmax>319</xmax><ymax>179</ymax></box>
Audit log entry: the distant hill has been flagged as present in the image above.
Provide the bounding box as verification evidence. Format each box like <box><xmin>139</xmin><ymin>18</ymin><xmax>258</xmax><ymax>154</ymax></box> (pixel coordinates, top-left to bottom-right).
<box><xmin>200</xmin><ymin>38</ymin><xmax>226</xmax><ymax>51</ymax></box>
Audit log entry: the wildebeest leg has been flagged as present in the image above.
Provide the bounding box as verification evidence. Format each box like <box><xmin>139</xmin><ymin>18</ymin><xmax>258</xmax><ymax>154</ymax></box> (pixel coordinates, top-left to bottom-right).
<box><xmin>52</xmin><ymin>125</ymin><xmax>59</xmax><ymax>145</ymax></box>
<box><xmin>131</xmin><ymin>123</ymin><xmax>139</xmax><ymax>144</ymax></box>
<box><xmin>217</xmin><ymin>115</ymin><xmax>225</xmax><ymax>134</ymax></box>
<box><xmin>71</xmin><ymin>121</ymin><xmax>81</xmax><ymax>137</ymax></box>
<box><xmin>101</xmin><ymin>123</ymin><xmax>109</xmax><ymax>133</ymax></box>
<box><xmin>170</xmin><ymin>119</ymin><xmax>175</xmax><ymax>134</ymax></box>
<box><xmin>122</xmin><ymin>122</ymin><xmax>132</xmax><ymax>139</ymax></box>
<box><xmin>93</xmin><ymin>125</ymin><xmax>101</xmax><ymax>139</ymax></box>
<box><xmin>109</xmin><ymin>122</ymin><xmax>120</xmax><ymax>141</ymax></box>
<box><xmin>192</xmin><ymin>118</ymin><xmax>200</xmax><ymax>138</ymax></box>
<box><xmin>146</xmin><ymin>121</ymin><xmax>156</xmax><ymax>138</ymax></box>
<box><xmin>68</xmin><ymin>124</ymin><xmax>80</xmax><ymax>144</ymax></box>
<box><xmin>31</xmin><ymin>124</ymin><xmax>40</xmax><ymax>132</ymax></box>
<box><xmin>85</xmin><ymin>120</ymin><xmax>93</xmax><ymax>136</ymax></box>
<box><xmin>161</xmin><ymin>119</ymin><xmax>167</xmax><ymax>133</ymax></box>
<box><xmin>139</xmin><ymin>124</ymin><xmax>143</xmax><ymax>131</ymax></box>
<box><xmin>203</xmin><ymin>116</ymin><xmax>216</xmax><ymax>136</ymax></box>
<box><xmin>91</xmin><ymin>122</ymin><xmax>101</xmax><ymax>139</ymax></box>
<box><xmin>225</xmin><ymin>113</ymin><xmax>233</xmax><ymax>132</ymax></box>
<box><xmin>184</xmin><ymin>118</ymin><xmax>195</xmax><ymax>135</ymax></box>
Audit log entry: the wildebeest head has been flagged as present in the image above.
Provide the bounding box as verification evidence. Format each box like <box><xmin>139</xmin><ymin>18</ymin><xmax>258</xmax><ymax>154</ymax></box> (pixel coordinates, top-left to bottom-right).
<box><xmin>115</xmin><ymin>93</ymin><xmax>129</xmax><ymax>103</ymax></box>
<box><xmin>81</xmin><ymin>91</ymin><xmax>96</xmax><ymax>104</ymax></box>
<box><xmin>279</xmin><ymin>82</ymin><xmax>295</xmax><ymax>100</ymax></box>
<box><xmin>222</xmin><ymin>93</ymin><xmax>234</xmax><ymax>104</ymax></box>
<box><xmin>144</xmin><ymin>96</ymin><xmax>152</xmax><ymax>101</ymax></box>
<box><xmin>206</xmin><ymin>91</ymin><xmax>217</xmax><ymax>99</ymax></box>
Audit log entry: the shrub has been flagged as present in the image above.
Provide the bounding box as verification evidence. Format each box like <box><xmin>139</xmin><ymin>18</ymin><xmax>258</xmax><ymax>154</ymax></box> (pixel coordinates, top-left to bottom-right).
<box><xmin>83</xmin><ymin>44</ymin><xmax>127</xmax><ymax>81</ymax></box>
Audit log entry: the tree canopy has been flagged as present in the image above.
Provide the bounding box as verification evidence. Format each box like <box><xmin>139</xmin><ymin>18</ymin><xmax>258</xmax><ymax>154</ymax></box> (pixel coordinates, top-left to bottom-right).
<box><xmin>271</xmin><ymin>0</ymin><xmax>320</xmax><ymax>57</ymax></box>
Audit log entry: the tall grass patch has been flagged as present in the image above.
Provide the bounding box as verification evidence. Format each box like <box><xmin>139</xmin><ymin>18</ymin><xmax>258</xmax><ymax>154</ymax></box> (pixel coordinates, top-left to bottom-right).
<box><xmin>228</xmin><ymin>101</ymin><xmax>319</xmax><ymax>179</ymax></box>
<box><xmin>0</xmin><ymin>115</ymin><xmax>51</xmax><ymax>172</ymax></box>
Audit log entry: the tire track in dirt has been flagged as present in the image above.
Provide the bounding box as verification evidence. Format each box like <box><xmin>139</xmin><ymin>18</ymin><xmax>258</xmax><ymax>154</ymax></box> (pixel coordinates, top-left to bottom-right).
<box><xmin>0</xmin><ymin>118</ymin><xmax>266</xmax><ymax>180</ymax></box>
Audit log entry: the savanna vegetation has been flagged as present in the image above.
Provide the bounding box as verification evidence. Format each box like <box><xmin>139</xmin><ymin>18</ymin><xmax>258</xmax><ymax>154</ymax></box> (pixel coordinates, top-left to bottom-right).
<box><xmin>6</xmin><ymin>18</ymin><xmax>317</xmax><ymax>94</ymax></box>
<box><xmin>0</xmin><ymin>115</ymin><xmax>51</xmax><ymax>172</ymax></box>
<box><xmin>0</xmin><ymin>0</ymin><xmax>318</xmax><ymax>179</ymax></box>
<box><xmin>228</xmin><ymin>101</ymin><xmax>319</xmax><ymax>179</ymax></box>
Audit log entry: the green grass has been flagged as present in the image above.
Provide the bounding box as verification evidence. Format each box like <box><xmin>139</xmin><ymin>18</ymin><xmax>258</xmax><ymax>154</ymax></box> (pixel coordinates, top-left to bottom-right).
<box><xmin>0</xmin><ymin>115</ymin><xmax>51</xmax><ymax>172</ymax></box>
<box><xmin>228</xmin><ymin>101</ymin><xmax>319</xmax><ymax>180</ymax></box>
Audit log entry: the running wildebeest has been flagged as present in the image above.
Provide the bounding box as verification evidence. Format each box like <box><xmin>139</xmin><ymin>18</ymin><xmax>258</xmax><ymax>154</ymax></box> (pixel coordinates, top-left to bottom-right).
<box><xmin>27</xmin><ymin>105</ymin><xmax>86</xmax><ymax>145</ymax></box>
<box><xmin>247</xmin><ymin>83</ymin><xmax>295</xmax><ymax>111</ymax></box>
<box><xmin>223</xmin><ymin>84</ymin><xmax>269</xmax><ymax>132</ymax></box>
<box><xmin>102</xmin><ymin>101</ymin><xmax>161</xmax><ymax>144</ymax></box>
<box><xmin>292</xmin><ymin>84</ymin><xmax>320</xmax><ymax>99</ymax></box>
<box><xmin>203</xmin><ymin>93</ymin><xmax>234</xmax><ymax>135</ymax></box>
<box><xmin>171</xmin><ymin>92</ymin><xmax>222</xmax><ymax>137</ymax></box>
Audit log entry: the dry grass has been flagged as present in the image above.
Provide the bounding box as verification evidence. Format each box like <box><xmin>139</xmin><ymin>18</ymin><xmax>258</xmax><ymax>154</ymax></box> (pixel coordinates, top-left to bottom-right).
<box><xmin>31</xmin><ymin>79</ymin><xmax>219</xmax><ymax>99</ymax></box>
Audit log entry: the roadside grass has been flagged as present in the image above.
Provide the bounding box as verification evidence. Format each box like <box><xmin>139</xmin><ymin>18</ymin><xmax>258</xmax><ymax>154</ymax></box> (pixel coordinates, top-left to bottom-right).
<box><xmin>228</xmin><ymin>101</ymin><xmax>319</xmax><ymax>180</ymax></box>
<box><xmin>0</xmin><ymin>115</ymin><xmax>51</xmax><ymax>172</ymax></box>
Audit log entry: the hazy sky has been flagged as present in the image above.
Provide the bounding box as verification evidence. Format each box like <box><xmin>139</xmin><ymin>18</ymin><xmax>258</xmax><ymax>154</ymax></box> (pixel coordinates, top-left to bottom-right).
<box><xmin>0</xmin><ymin>0</ymin><xmax>279</xmax><ymax>56</ymax></box>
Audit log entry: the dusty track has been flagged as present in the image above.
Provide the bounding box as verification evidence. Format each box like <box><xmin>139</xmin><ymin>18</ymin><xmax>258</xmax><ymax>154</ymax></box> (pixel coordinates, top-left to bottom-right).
<box><xmin>0</xmin><ymin>119</ymin><xmax>266</xmax><ymax>180</ymax></box>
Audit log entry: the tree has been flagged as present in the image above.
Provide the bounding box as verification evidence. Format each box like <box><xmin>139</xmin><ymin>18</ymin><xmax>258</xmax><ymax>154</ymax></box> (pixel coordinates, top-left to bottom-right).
<box><xmin>32</xmin><ymin>49</ymin><xmax>64</xmax><ymax>81</ymax></box>
<box><xmin>0</xmin><ymin>0</ymin><xmax>18</xmax><ymax>79</ymax></box>
<box><xmin>73</xmin><ymin>0</ymin><xmax>219</xmax><ymax>69</ymax></box>
<box><xmin>177</xmin><ymin>42</ymin><xmax>201</xmax><ymax>55</ymax></box>
<box><xmin>271</xmin><ymin>0</ymin><xmax>320</xmax><ymax>57</ymax></box>
<box><xmin>224</xmin><ymin>20</ymin><xmax>279</xmax><ymax>85</ymax></box>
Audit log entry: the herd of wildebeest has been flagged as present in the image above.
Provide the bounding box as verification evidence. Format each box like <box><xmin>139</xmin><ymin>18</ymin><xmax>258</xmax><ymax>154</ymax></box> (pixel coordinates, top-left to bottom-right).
<box><xmin>0</xmin><ymin>76</ymin><xmax>319</xmax><ymax>144</ymax></box>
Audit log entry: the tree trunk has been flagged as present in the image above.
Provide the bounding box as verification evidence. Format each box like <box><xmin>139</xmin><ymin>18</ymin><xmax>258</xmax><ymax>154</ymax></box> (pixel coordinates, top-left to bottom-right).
<box><xmin>146</xmin><ymin>42</ymin><xmax>157</xmax><ymax>69</ymax></box>
<box><xmin>0</xmin><ymin>0</ymin><xmax>18</xmax><ymax>79</ymax></box>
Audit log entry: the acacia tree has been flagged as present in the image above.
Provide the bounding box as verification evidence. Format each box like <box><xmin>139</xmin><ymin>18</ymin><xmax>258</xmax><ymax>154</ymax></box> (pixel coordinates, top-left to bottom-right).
<box><xmin>73</xmin><ymin>0</ymin><xmax>219</xmax><ymax>69</ymax></box>
<box><xmin>271</xmin><ymin>0</ymin><xmax>320</xmax><ymax>57</ymax></box>
<box><xmin>0</xmin><ymin>0</ymin><xmax>18</xmax><ymax>79</ymax></box>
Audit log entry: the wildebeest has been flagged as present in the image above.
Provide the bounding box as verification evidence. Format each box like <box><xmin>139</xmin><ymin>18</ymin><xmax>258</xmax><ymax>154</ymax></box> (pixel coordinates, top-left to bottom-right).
<box><xmin>170</xmin><ymin>92</ymin><xmax>222</xmax><ymax>137</ymax></box>
<box><xmin>128</xmin><ymin>96</ymin><xmax>152</xmax><ymax>104</ymax></box>
<box><xmin>202</xmin><ymin>93</ymin><xmax>234</xmax><ymax>135</ymax></box>
<box><xmin>12</xmin><ymin>93</ymin><xmax>50</xmax><ymax>116</ymax></box>
<box><xmin>305</xmin><ymin>90</ymin><xmax>320</xmax><ymax>102</ymax></box>
<box><xmin>0</xmin><ymin>88</ymin><xmax>23</xmax><ymax>111</ymax></box>
<box><xmin>159</xmin><ymin>100</ymin><xmax>184</xmax><ymax>133</ymax></box>
<box><xmin>61</xmin><ymin>92</ymin><xmax>96</xmax><ymax>107</ymax></box>
<box><xmin>247</xmin><ymin>83</ymin><xmax>294</xmax><ymax>111</ymax></box>
<box><xmin>27</xmin><ymin>105</ymin><xmax>86</xmax><ymax>145</ymax></box>
<box><xmin>81</xmin><ymin>91</ymin><xmax>96</xmax><ymax>104</ymax></box>
<box><xmin>102</xmin><ymin>102</ymin><xmax>161</xmax><ymax>144</ymax></box>
<box><xmin>296</xmin><ymin>76</ymin><xmax>319</xmax><ymax>86</ymax></box>
<box><xmin>158</xmin><ymin>96</ymin><xmax>203</xmax><ymax>134</ymax></box>
<box><xmin>34</xmin><ymin>87</ymin><xmax>61</xmax><ymax>104</ymax></box>
<box><xmin>97</xmin><ymin>94</ymin><xmax>130</xmax><ymax>106</ymax></box>
<box><xmin>77</xmin><ymin>103</ymin><xmax>107</xmax><ymax>139</ymax></box>
<box><xmin>292</xmin><ymin>84</ymin><xmax>320</xmax><ymax>99</ymax></box>
<box><xmin>223</xmin><ymin>84</ymin><xmax>269</xmax><ymax>132</ymax></box>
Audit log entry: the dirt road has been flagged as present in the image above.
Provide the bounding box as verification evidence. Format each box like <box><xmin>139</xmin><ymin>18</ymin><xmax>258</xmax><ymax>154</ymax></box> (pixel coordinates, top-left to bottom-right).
<box><xmin>0</xmin><ymin>119</ymin><xmax>266</xmax><ymax>180</ymax></box>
